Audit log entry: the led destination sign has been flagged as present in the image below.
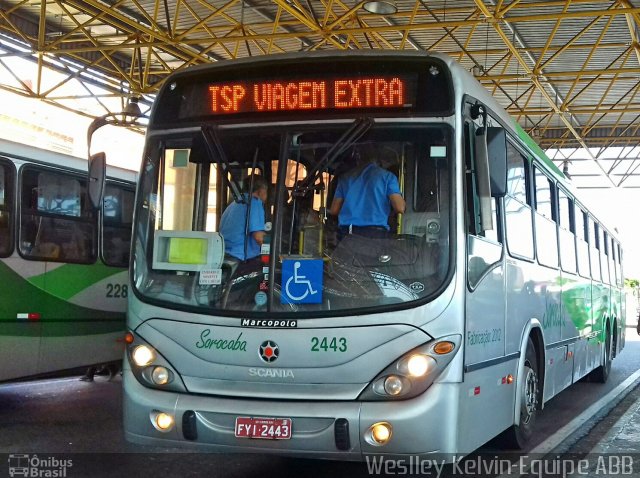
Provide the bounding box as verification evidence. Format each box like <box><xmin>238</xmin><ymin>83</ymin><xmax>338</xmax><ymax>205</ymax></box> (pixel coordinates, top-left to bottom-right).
<box><xmin>156</xmin><ymin>58</ymin><xmax>454</xmax><ymax>125</ymax></box>
<box><xmin>207</xmin><ymin>76</ymin><xmax>416</xmax><ymax>115</ymax></box>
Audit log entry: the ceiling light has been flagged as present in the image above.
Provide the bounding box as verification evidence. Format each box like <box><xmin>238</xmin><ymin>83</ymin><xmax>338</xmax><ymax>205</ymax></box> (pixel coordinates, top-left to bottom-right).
<box><xmin>124</xmin><ymin>96</ymin><xmax>142</xmax><ymax>116</ymax></box>
<box><xmin>363</xmin><ymin>1</ymin><xmax>397</xmax><ymax>15</ymax></box>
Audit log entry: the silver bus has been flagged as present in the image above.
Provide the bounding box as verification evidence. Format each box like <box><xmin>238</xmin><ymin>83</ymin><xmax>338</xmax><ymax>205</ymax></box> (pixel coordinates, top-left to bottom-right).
<box><xmin>112</xmin><ymin>51</ymin><xmax>625</xmax><ymax>459</ymax></box>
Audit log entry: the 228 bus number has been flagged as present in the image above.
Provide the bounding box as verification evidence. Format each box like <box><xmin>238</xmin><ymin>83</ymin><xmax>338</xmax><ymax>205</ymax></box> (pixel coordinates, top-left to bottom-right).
<box><xmin>106</xmin><ymin>284</ymin><xmax>128</xmax><ymax>298</ymax></box>
<box><xmin>311</xmin><ymin>337</ymin><xmax>347</xmax><ymax>352</ymax></box>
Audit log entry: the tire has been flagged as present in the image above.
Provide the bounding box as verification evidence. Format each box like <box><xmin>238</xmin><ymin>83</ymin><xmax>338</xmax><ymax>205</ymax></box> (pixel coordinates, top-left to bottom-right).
<box><xmin>590</xmin><ymin>324</ymin><xmax>612</xmax><ymax>384</ymax></box>
<box><xmin>503</xmin><ymin>338</ymin><xmax>539</xmax><ymax>449</ymax></box>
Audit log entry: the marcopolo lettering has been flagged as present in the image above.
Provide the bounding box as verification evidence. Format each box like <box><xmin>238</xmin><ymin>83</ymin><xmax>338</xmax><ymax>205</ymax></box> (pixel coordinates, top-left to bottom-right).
<box><xmin>241</xmin><ymin>319</ymin><xmax>298</xmax><ymax>328</ymax></box>
<box><xmin>195</xmin><ymin>329</ymin><xmax>247</xmax><ymax>352</ymax></box>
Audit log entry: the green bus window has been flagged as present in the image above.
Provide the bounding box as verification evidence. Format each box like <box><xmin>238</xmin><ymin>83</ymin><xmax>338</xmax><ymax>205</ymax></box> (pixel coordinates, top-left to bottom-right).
<box><xmin>102</xmin><ymin>184</ymin><xmax>134</xmax><ymax>267</ymax></box>
<box><xmin>19</xmin><ymin>167</ymin><xmax>96</xmax><ymax>264</ymax></box>
<box><xmin>0</xmin><ymin>163</ymin><xmax>14</xmax><ymax>257</ymax></box>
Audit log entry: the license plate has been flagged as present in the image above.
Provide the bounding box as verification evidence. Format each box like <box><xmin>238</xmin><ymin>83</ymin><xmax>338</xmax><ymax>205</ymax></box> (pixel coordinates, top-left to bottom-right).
<box><xmin>234</xmin><ymin>417</ymin><xmax>292</xmax><ymax>440</ymax></box>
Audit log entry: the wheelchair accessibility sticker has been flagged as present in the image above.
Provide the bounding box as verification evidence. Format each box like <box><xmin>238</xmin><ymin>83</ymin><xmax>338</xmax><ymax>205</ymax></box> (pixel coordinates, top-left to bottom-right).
<box><xmin>281</xmin><ymin>259</ymin><xmax>323</xmax><ymax>304</ymax></box>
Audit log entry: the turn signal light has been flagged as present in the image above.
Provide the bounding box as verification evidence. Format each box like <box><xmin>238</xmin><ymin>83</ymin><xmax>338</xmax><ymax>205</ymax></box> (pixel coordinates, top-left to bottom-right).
<box><xmin>433</xmin><ymin>341</ymin><xmax>455</xmax><ymax>355</ymax></box>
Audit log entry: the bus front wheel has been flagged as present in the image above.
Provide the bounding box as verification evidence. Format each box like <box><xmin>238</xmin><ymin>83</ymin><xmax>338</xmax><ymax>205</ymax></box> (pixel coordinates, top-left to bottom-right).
<box><xmin>504</xmin><ymin>338</ymin><xmax>539</xmax><ymax>449</ymax></box>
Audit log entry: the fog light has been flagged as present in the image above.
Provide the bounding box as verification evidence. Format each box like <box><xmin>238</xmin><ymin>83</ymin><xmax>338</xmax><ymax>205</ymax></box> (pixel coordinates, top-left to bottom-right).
<box><xmin>155</xmin><ymin>413</ymin><xmax>174</xmax><ymax>431</ymax></box>
<box><xmin>369</xmin><ymin>422</ymin><xmax>392</xmax><ymax>445</ymax></box>
<box><xmin>383</xmin><ymin>375</ymin><xmax>403</xmax><ymax>396</ymax></box>
<box><xmin>407</xmin><ymin>354</ymin><xmax>430</xmax><ymax>377</ymax></box>
<box><xmin>151</xmin><ymin>366</ymin><xmax>171</xmax><ymax>385</ymax></box>
<box><xmin>132</xmin><ymin>345</ymin><xmax>155</xmax><ymax>367</ymax></box>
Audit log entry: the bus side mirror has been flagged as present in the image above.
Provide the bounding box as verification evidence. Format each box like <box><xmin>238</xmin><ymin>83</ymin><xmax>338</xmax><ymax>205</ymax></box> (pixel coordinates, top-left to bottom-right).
<box><xmin>88</xmin><ymin>152</ymin><xmax>106</xmax><ymax>210</ymax></box>
<box><xmin>487</xmin><ymin>127</ymin><xmax>507</xmax><ymax>198</ymax></box>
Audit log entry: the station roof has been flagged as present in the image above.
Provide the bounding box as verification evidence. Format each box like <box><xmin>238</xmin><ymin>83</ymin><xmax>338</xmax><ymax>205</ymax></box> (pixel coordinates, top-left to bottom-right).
<box><xmin>1</xmin><ymin>0</ymin><xmax>640</xmax><ymax>188</ymax></box>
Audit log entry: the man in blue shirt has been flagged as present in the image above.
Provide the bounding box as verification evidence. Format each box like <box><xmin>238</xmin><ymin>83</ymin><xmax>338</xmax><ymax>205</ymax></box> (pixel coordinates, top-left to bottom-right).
<box><xmin>219</xmin><ymin>175</ymin><xmax>268</xmax><ymax>260</ymax></box>
<box><xmin>329</xmin><ymin>154</ymin><xmax>405</xmax><ymax>237</ymax></box>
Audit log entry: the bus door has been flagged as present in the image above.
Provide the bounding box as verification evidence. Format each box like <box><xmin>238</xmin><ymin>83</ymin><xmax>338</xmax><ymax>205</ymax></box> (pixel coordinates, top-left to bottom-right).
<box><xmin>460</xmin><ymin>118</ymin><xmax>510</xmax><ymax>449</ymax></box>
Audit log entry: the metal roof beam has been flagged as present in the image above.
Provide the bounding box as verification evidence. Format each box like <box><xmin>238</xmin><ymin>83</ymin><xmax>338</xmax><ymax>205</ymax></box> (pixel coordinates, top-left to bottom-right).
<box><xmin>473</xmin><ymin>0</ymin><xmax>617</xmax><ymax>188</ymax></box>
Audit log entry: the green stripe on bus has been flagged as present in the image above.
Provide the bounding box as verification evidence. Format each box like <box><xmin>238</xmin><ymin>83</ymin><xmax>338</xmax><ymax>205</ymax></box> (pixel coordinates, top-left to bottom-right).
<box><xmin>513</xmin><ymin>121</ymin><xmax>564</xmax><ymax>178</ymax></box>
<box><xmin>26</xmin><ymin>262</ymin><xmax>125</xmax><ymax>301</ymax></box>
<box><xmin>0</xmin><ymin>261</ymin><xmax>125</xmax><ymax>337</ymax></box>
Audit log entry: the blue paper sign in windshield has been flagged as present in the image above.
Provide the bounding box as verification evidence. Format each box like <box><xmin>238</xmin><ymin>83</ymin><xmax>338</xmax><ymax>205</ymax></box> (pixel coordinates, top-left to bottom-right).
<box><xmin>281</xmin><ymin>259</ymin><xmax>323</xmax><ymax>304</ymax></box>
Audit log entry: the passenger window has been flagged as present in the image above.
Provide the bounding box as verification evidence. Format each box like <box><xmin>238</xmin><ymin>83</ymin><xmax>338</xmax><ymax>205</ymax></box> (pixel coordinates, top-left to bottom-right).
<box><xmin>575</xmin><ymin>205</ymin><xmax>589</xmax><ymax>278</ymax></box>
<box><xmin>533</xmin><ymin>166</ymin><xmax>553</xmax><ymax>219</ymax></box>
<box><xmin>504</xmin><ymin>143</ymin><xmax>534</xmax><ymax>259</ymax></box>
<box><xmin>557</xmin><ymin>190</ymin><xmax>576</xmax><ymax>274</ymax></box>
<box><xmin>102</xmin><ymin>183</ymin><xmax>135</xmax><ymax>267</ymax></box>
<box><xmin>19</xmin><ymin>167</ymin><xmax>96</xmax><ymax>263</ymax></box>
<box><xmin>0</xmin><ymin>161</ymin><xmax>14</xmax><ymax>257</ymax></box>
<box><xmin>617</xmin><ymin>243</ymin><xmax>624</xmax><ymax>286</ymax></box>
<box><xmin>558</xmin><ymin>190</ymin><xmax>572</xmax><ymax>231</ymax></box>
<box><xmin>589</xmin><ymin>218</ymin><xmax>601</xmax><ymax>281</ymax></box>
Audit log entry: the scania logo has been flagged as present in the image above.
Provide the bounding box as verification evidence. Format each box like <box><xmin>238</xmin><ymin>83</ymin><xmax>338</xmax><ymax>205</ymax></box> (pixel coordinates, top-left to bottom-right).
<box><xmin>259</xmin><ymin>340</ymin><xmax>279</xmax><ymax>363</ymax></box>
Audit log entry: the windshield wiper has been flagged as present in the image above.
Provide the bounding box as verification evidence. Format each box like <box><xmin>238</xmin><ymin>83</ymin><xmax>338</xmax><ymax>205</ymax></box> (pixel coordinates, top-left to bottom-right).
<box><xmin>202</xmin><ymin>125</ymin><xmax>244</xmax><ymax>203</ymax></box>
<box><xmin>292</xmin><ymin>117</ymin><xmax>374</xmax><ymax>198</ymax></box>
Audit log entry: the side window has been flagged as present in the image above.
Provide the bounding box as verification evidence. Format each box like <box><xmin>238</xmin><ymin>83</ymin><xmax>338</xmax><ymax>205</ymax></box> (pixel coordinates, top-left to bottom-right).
<box><xmin>465</xmin><ymin>122</ymin><xmax>502</xmax><ymax>287</ymax></box>
<box><xmin>589</xmin><ymin>217</ymin><xmax>601</xmax><ymax>282</ymax></box>
<box><xmin>102</xmin><ymin>183</ymin><xmax>134</xmax><ymax>267</ymax></box>
<box><xmin>0</xmin><ymin>160</ymin><xmax>15</xmax><ymax>257</ymax></box>
<box><xmin>558</xmin><ymin>190</ymin><xmax>572</xmax><ymax>232</ymax></box>
<box><xmin>575</xmin><ymin>204</ymin><xmax>590</xmax><ymax>278</ymax></box>
<box><xmin>532</xmin><ymin>165</ymin><xmax>558</xmax><ymax>268</ymax></box>
<box><xmin>504</xmin><ymin>142</ymin><xmax>534</xmax><ymax>259</ymax></box>
<box><xmin>19</xmin><ymin>167</ymin><xmax>96</xmax><ymax>264</ymax></box>
<box><xmin>617</xmin><ymin>243</ymin><xmax>624</xmax><ymax>286</ymax></box>
<box><xmin>601</xmin><ymin>228</ymin><xmax>610</xmax><ymax>284</ymax></box>
<box><xmin>575</xmin><ymin>206</ymin><xmax>586</xmax><ymax>241</ymax></box>
<box><xmin>533</xmin><ymin>166</ymin><xmax>553</xmax><ymax>219</ymax></box>
<box><xmin>557</xmin><ymin>189</ymin><xmax>576</xmax><ymax>274</ymax></box>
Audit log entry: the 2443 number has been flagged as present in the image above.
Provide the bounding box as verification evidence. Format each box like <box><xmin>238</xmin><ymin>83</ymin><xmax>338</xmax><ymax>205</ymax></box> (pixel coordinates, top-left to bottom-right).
<box><xmin>311</xmin><ymin>337</ymin><xmax>347</xmax><ymax>352</ymax></box>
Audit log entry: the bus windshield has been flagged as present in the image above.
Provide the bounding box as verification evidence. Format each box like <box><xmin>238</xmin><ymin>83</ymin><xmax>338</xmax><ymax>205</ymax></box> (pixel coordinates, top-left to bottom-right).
<box><xmin>133</xmin><ymin>122</ymin><xmax>452</xmax><ymax>316</ymax></box>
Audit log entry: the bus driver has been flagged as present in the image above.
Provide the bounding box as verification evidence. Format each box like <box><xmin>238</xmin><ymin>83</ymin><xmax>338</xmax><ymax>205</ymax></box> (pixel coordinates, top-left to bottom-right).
<box><xmin>329</xmin><ymin>148</ymin><xmax>406</xmax><ymax>238</ymax></box>
<box><xmin>219</xmin><ymin>174</ymin><xmax>268</xmax><ymax>261</ymax></box>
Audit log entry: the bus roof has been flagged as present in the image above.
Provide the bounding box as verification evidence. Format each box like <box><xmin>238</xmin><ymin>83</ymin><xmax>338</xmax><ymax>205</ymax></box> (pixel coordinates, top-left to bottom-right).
<box><xmin>0</xmin><ymin>136</ymin><xmax>137</xmax><ymax>182</ymax></box>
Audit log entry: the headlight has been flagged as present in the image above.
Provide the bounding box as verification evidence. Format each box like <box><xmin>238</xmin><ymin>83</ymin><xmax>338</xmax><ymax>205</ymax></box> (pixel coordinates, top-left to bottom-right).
<box><xmin>151</xmin><ymin>366</ymin><xmax>172</xmax><ymax>385</ymax></box>
<box><xmin>406</xmin><ymin>354</ymin><xmax>431</xmax><ymax>377</ymax></box>
<box><xmin>383</xmin><ymin>375</ymin><xmax>404</xmax><ymax>396</ymax></box>
<box><xmin>126</xmin><ymin>332</ymin><xmax>187</xmax><ymax>393</ymax></box>
<box><xmin>132</xmin><ymin>345</ymin><xmax>155</xmax><ymax>366</ymax></box>
<box><xmin>358</xmin><ymin>334</ymin><xmax>461</xmax><ymax>401</ymax></box>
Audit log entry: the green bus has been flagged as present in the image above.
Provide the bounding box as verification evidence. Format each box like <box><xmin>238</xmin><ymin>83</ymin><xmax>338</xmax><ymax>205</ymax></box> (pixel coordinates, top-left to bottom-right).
<box><xmin>0</xmin><ymin>137</ymin><xmax>136</xmax><ymax>382</ymax></box>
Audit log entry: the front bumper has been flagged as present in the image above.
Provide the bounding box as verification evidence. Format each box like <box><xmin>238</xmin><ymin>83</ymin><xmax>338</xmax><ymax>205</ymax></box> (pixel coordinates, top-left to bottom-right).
<box><xmin>123</xmin><ymin>367</ymin><xmax>459</xmax><ymax>460</ymax></box>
